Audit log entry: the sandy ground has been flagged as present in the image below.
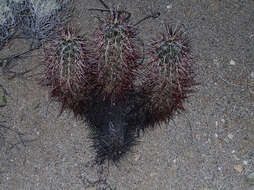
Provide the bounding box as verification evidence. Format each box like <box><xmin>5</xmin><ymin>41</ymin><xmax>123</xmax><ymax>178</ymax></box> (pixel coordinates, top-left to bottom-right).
<box><xmin>0</xmin><ymin>0</ymin><xmax>254</xmax><ymax>189</ymax></box>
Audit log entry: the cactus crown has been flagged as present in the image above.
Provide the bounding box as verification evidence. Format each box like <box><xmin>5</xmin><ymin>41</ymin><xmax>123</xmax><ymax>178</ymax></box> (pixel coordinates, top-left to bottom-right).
<box><xmin>152</xmin><ymin>25</ymin><xmax>190</xmax><ymax>77</ymax></box>
<box><xmin>55</xmin><ymin>28</ymin><xmax>82</xmax><ymax>75</ymax></box>
<box><xmin>44</xmin><ymin>26</ymin><xmax>89</xmax><ymax>92</ymax></box>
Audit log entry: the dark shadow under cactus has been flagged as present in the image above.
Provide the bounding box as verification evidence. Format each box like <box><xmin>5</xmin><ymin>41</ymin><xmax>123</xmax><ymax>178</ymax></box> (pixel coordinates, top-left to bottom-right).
<box><xmin>83</xmin><ymin>89</ymin><xmax>148</xmax><ymax>164</ymax></box>
<box><xmin>80</xmin><ymin>87</ymin><xmax>177</xmax><ymax>164</ymax></box>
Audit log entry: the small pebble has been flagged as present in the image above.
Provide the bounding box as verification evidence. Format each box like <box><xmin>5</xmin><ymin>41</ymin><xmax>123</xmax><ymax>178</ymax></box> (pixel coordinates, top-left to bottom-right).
<box><xmin>150</xmin><ymin>172</ymin><xmax>157</xmax><ymax>177</ymax></box>
<box><xmin>230</xmin><ymin>59</ymin><xmax>236</xmax><ymax>65</ymax></box>
<box><xmin>224</xmin><ymin>137</ymin><xmax>230</xmax><ymax>143</ymax></box>
<box><xmin>196</xmin><ymin>134</ymin><xmax>201</xmax><ymax>141</ymax></box>
<box><xmin>213</xmin><ymin>58</ymin><xmax>219</xmax><ymax>66</ymax></box>
<box><xmin>214</xmin><ymin>133</ymin><xmax>218</xmax><ymax>138</ymax></box>
<box><xmin>247</xmin><ymin>172</ymin><xmax>254</xmax><ymax>185</ymax></box>
<box><xmin>232</xmin><ymin>150</ymin><xmax>235</xmax><ymax>153</ymax></box>
<box><xmin>228</xmin><ymin>133</ymin><xmax>234</xmax><ymax>140</ymax></box>
<box><xmin>251</xmin><ymin>72</ymin><xmax>254</xmax><ymax>79</ymax></box>
<box><xmin>243</xmin><ymin>160</ymin><xmax>248</xmax><ymax>165</ymax></box>
<box><xmin>134</xmin><ymin>153</ymin><xmax>141</xmax><ymax>161</ymax></box>
<box><xmin>166</xmin><ymin>4</ymin><xmax>172</xmax><ymax>9</ymax></box>
<box><xmin>234</xmin><ymin>165</ymin><xmax>243</xmax><ymax>173</ymax></box>
<box><xmin>233</xmin><ymin>154</ymin><xmax>240</xmax><ymax>161</ymax></box>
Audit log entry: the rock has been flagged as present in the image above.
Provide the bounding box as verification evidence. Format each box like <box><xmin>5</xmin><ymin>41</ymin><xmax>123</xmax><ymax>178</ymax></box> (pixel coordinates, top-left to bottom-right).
<box><xmin>251</xmin><ymin>72</ymin><xmax>254</xmax><ymax>79</ymax></box>
<box><xmin>213</xmin><ymin>58</ymin><xmax>219</xmax><ymax>66</ymax></box>
<box><xmin>230</xmin><ymin>59</ymin><xmax>236</xmax><ymax>65</ymax></box>
<box><xmin>233</xmin><ymin>154</ymin><xmax>240</xmax><ymax>161</ymax></box>
<box><xmin>150</xmin><ymin>172</ymin><xmax>157</xmax><ymax>177</ymax></box>
<box><xmin>228</xmin><ymin>133</ymin><xmax>234</xmax><ymax>140</ymax></box>
<box><xmin>134</xmin><ymin>153</ymin><xmax>141</xmax><ymax>161</ymax></box>
<box><xmin>250</xmin><ymin>88</ymin><xmax>254</xmax><ymax>95</ymax></box>
<box><xmin>224</xmin><ymin>137</ymin><xmax>230</xmax><ymax>143</ymax></box>
<box><xmin>195</xmin><ymin>134</ymin><xmax>201</xmax><ymax>141</ymax></box>
<box><xmin>166</xmin><ymin>4</ymin><xmax>172</xmax><ymax>9</ymax></box>
<box><xmin>247</xmin><ymin>172</ymin><xmax>254</xmax><ymax>185</ymax></box>
<box><xmin>243</xmin><ymin>160</ymin><xmax>248</xmax><ymax>165</ymax></box>
<box><xmin>234</xmin><ymin>165</ymin><xmax>243</xmax><ymax>173</ymax></box>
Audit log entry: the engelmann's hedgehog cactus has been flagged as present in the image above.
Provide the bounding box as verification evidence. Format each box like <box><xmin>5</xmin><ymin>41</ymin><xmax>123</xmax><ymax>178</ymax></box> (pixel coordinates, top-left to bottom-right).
<box><xmin>42</xmin><ymin>25</ymin><xmax>94</xmax><ymax>115</ymax></box>
<box><xmin>93</xmin><ymin>8</ymin><xmax>142</xmax><ymax>100</ymax></box>
<box><xmin>143</xmin><ymin>24</ymin><xmax>196</xmax><ymax>124</ymax></box>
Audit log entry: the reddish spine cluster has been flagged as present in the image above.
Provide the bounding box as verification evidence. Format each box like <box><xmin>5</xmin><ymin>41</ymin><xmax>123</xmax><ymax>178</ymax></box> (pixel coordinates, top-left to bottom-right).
<box><xmin>42</xmin><ymin>25</ymin><xmax>94</xmax><ymax>115</ymax></box>
<box><xmin>93</xmin><ymin>10</ymin><xmax>142</xmax><ymax>100</ymax></box>
<box><xmin>143</xmin><ymin>24</ymin><xmax>196</xmax><ymax>123</ymax></box>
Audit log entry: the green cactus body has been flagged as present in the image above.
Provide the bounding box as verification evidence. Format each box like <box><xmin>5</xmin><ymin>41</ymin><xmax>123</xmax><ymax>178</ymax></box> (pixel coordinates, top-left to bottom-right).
<box><xmin>42</xmin><ymin>26</ymin><xmax>94</xmax><ymax>115</ymax></box>
<box><xmin>143</xmin><ymin>24</ymin><xmax>195</xmax><ymax>123</ymax></box>
<box><xmin>94</xmin><ymin>9</ymin><xmax>142</xmax><ymax>100</ymax></box>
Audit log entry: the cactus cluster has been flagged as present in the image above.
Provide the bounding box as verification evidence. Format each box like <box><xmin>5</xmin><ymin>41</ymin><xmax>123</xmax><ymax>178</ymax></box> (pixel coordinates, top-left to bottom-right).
<box><xmin>39</xmin><ymin>0</ymin><xmax>196</xmax><ymax>164</ymax></box>
<box><xmin>0</xmin><ymin>0</ymin><xmax>196</xmax><ymax>164</ymax></box>
<box><xmin>0</xmin><ymin>0</ymin><xmax>196</xmax><ymax>165</ymax></box>
<box><xmin>0</xmin><ymin>0</ymin><xmax>197</xmax><ymax>164</ymax></box>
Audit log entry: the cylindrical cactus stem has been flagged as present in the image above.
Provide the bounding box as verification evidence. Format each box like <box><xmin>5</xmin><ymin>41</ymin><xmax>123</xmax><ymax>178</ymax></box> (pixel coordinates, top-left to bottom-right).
<box><xmin>42</xmin><ymin>25</ymin><xmax>95</xmax><ymax>115</ymax></box>
<box><xmin>92</xmin><ymin>7</ymin><xmax>143</xmax><ymax>101</ymax></box>
<box><xmin>142</xmin><ymin>24</ymin><xmax>196</xmax><ymax>124</ymax></box>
